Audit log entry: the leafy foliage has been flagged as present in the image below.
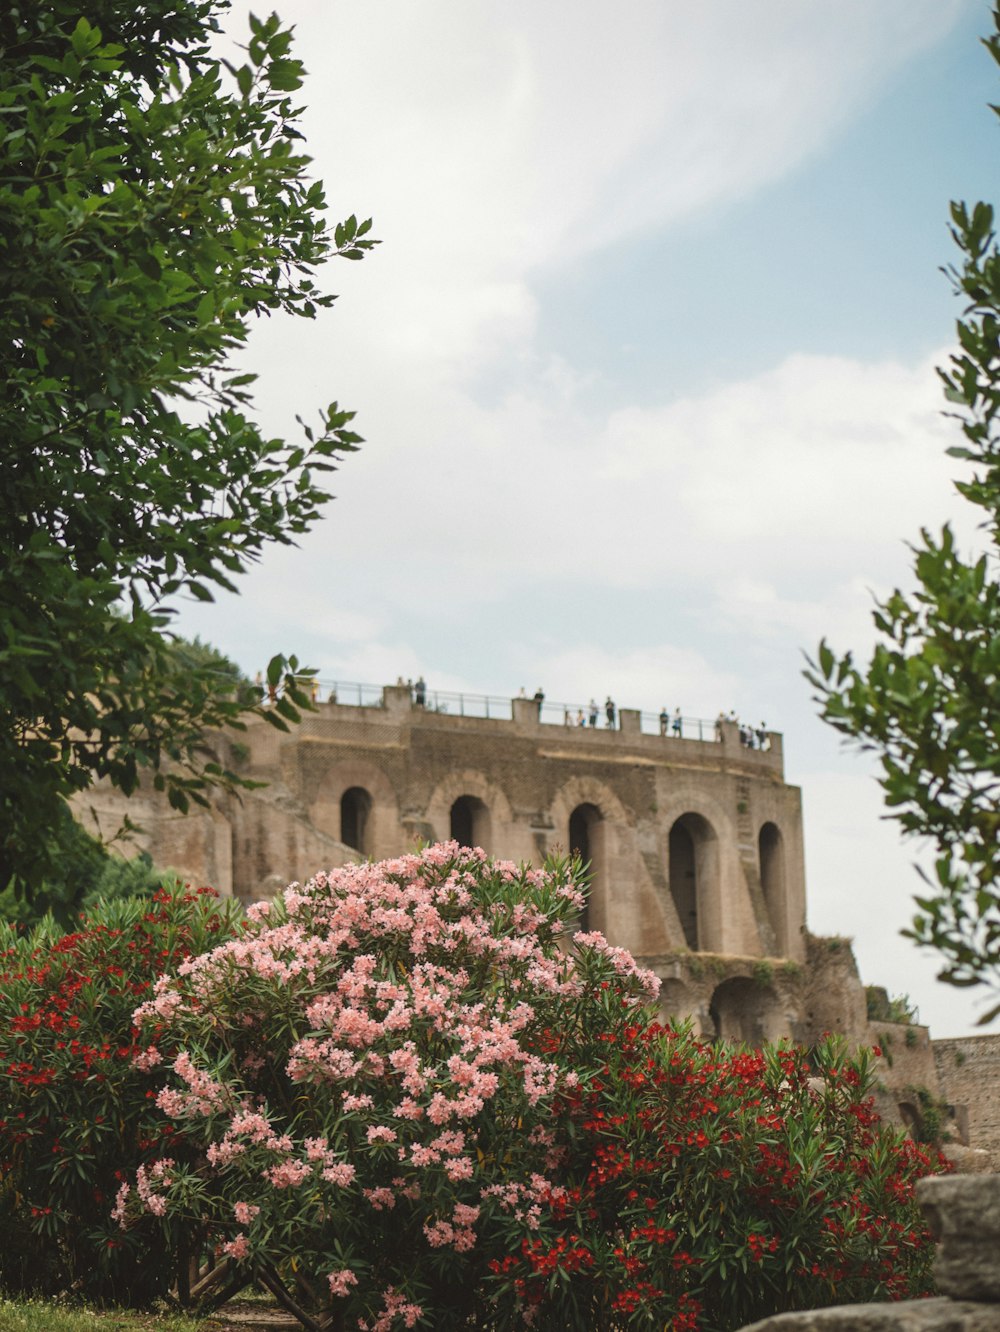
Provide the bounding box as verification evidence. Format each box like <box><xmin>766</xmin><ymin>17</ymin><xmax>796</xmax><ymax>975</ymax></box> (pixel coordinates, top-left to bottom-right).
<box><xmin>114</xmin><ymin>845</ymin><xmax>939</xmax><ymax>1331</ymax></box>
<box><xmin>807</xmin><ymin>15</ymin><xmax>1000</xmax><ymax>1021</ymax></box>
<box><xmin>0</xmin><ymin>0</ymin><xmax>376</xmax><ymax>898</ymax></box>
<box><xmin>0</xmin><ymin>886</ymin><xmax>241</xmax><ymax>1302</ymax></box>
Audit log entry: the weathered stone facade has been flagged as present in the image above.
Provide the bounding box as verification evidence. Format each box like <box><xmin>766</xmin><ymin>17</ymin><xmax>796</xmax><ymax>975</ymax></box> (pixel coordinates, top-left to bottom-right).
<box><xmin>934</xmin><ymin>1037</ymin><xmax>1000</xmax><ymax>1172</ymax></box>
<box><xmin>73</xmin><ymin>682</ymin><xmax>996</xmax><ymax>1152</ymax></box>
<box><xmin>77</xmin><ymin>685</ymin><xmax>811</xmax><ymax>1029</ymax></box>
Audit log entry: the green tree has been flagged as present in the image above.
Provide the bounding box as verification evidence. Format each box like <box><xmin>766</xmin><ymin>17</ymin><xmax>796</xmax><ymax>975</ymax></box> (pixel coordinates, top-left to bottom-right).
<box><xmin>0</xmin><ymin>0</ymin><xmax>376</xmax><ymax>898</ymax></box>
<box><xmin>808</xmin><ymin>13</ymin><xmax>1000</xmax><ymax>1022</ymax></box>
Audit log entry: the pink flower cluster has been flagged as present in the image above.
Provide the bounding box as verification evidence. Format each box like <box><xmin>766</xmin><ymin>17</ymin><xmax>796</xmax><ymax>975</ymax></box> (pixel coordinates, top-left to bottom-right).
<box><xmin>424</xmin><ymin>1200</ymin><xmax>480</xmax><ymax>1251</ymax></box>
<box><xmin>114</xmin><ymin>1158</ymin><xmax>175</xmax><ymax>1223</ymax></box>
<box><xmin>361</xmin><ymin>1286</ymin><xmax>424</xmax><ymax>1331</ymax></box>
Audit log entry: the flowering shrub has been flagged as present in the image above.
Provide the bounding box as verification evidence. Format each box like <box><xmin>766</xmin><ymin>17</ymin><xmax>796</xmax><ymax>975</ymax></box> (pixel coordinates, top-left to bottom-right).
<box><xmin>116</xmin><ymin>844</ymin><xmax>942</xmax><ymax>1332</ymax></box>
<box><xmin>487</xmin><ymin>1026</ymin><xmax>945</xmax><ymax>1330</ymax></box>
<box><xmin>118</xmin><ymin>845</ymin><xmax>660</xmax><ymax>1327</ymax></box>
<box><xmin>0</xmin><ymin>887</ymin><xmax>240</xmax><ymax>1301</ymax></box>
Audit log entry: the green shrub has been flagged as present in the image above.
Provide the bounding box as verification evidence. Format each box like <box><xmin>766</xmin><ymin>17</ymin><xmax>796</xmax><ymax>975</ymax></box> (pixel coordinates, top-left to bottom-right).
<box><xmin>0</xmin><ymin>887</ymin><xmax>241</xmax><ymax>1302</ymax></box>
<box><xmin>488</xmin><ymin>1030</ymin><xmax>944</xmax><ymax>1330</ymax></box>
<box><xmin>114</xmin><ymin>845</ymin><xmax>943</xmax><ymax>1331</ymax></box>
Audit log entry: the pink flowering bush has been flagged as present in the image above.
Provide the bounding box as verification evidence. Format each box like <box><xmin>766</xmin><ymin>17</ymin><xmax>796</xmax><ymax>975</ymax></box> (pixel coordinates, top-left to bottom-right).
<box><xmin>117</xmin><ymin>844</ymin><xmax>660</xmax><ymax>1328</ymax></box>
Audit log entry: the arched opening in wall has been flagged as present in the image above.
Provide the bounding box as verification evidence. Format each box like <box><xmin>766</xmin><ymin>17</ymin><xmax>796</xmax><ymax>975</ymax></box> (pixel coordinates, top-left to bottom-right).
<box><xmin>668</xmin><ymin>813</ymin><xmax>716</xmax><ymax>951</ymax></box>
<box><xmin>758</xmin><ymin>822</ymin><xmax>786</xmax><ymax>955</ymax></box>
<box><xmin>340</xmin><ymin>787</ymin><xmax>372</xmax><ymax>855</ymax></box>
<box><xmin>709</xmin><ymin>977</ymin><xmax>782</xmax><ymax>1046</ymax></box>
<box><xmin>897</xmin><ymin>1101</ymin><xmax>920</xmax><ymax>1140</ymax></box>
<box><xmin>569</xmin><ymin>802</ymin><xmax>604</xmax><ymax>933</ymax></box>
<box><xmin>450</xmin><ymin>795</ymin><xmax>491</xmax><ymax>853</ymax></box>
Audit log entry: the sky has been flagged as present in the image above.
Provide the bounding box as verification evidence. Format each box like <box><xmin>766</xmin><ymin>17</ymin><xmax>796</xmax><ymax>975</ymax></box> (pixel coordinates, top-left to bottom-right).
<box><xmin>178</xmin><ymin>0</ymin><xmax>999</xmax><ymax>1037</ymax></box>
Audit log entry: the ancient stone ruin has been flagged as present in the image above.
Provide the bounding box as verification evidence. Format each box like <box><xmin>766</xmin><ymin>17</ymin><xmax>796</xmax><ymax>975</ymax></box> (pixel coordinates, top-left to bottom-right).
<box><xmin>73</xmin><ymin>680</ymin><xmax>1000</xmax><ymax>1160</ymax></box>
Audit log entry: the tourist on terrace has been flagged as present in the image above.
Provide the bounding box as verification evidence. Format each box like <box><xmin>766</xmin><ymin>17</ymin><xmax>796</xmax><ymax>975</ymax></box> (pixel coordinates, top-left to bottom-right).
<box><xmin>659</xmin><ymin>706</ymin><xmax>669</xmax><ymax>736</ymax></box>
<box><xmin>605</xmin><ymin>696</ymin><xmax>616</xmax><ymax>729</ymax></box>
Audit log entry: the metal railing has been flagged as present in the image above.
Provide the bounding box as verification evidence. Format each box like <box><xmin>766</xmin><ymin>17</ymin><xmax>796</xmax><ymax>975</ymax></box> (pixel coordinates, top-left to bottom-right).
<box><xmin>541</xmin><ymin>702</ymin><xmax>721</xmax><ymax>743</ymax></box>
<box><xmin>311</xmin><ymin>681</ymin><xmax>513</xmax><ymax>719</ymax></box>
<box><xmin>293</xmin><ymin>679</ymin><xmax>741</xmax><ymax>745</ymax></box>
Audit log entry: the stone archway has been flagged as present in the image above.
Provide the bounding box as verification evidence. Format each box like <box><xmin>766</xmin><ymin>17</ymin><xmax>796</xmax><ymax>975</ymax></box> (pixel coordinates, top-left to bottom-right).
<box><xmin>758</xmin><ymin>821</ymin><xmax>787</xmax><ymax>955</ymax></box>
<box><xmin>569</xmin><ymin>802</ymin><xmax>604</xmax><ymax>933</ymax></box>
<box><xmin>309</xmin><ymin>760</ymin><xmax>400</xmax><ymax>862</ymax></box>
<box><xmin>667</xmin><ymin>812</ymin><xmax>719</xmax><ymax>952</ymax></box>
<box><xmin>450</xmin><ymin>794</ymin><xmax>492</xmax><ymax>852</ymax></box>
<box><xmin>550</xmin><ymin>777</ymin><xmax>630</xmax><ymax>939</ymax></box>
<box><xmin>426</xmin><ymin>770</ymin><xmax>514</xmax><ymax>857</ymax></box>
<box><xmin>341</xmin><ymin>786</ymin><xmax>373</xmax><ymax>855</ymax></box>
<box><xmin>709</xmin><ymin>976</ymin><xmax>783</xmax><ymax>1045</ymax></box>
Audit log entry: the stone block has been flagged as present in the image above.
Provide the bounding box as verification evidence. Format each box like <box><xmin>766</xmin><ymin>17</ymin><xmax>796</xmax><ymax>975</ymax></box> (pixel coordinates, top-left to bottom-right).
<box><xmin>741</xmin><ymin>1298</ymin><xmax>1000</xmax><ymax>1332</ymax></box>
<box><xmin>918</xmin><ymin>1175</ymin><xmax>1000</xmax><ymax>1303</ymax></box>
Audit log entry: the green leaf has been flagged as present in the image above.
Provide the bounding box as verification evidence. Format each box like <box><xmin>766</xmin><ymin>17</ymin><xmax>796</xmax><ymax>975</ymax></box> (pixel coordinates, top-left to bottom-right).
<box><xmin>267</xmin><ymin>58</ymin><xmax>304</xmax><ymax>91</ymax></box>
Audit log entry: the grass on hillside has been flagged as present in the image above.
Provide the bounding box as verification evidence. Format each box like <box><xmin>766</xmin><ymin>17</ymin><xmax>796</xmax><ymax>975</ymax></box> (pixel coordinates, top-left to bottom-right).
<box><xmin>0</xmin><ymin>1299</ymin><xmax>214</xmax><ymax>1332</ymax></box>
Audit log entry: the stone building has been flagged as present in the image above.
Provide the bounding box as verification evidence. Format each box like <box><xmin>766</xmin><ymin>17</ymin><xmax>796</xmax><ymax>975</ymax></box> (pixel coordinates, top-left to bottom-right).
<box><xmin>74</xmin><ymin>680</ymin><xmax>999</xmax><ymax>1155</ymax></box>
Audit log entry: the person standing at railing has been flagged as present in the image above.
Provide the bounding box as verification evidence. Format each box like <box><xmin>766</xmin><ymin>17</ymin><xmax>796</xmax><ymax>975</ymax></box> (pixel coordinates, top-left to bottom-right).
<box><xmin>589</xmin><ymin>699</ymin><xmax>598</xmax><ymax>727</ymax></box>
<box><xmin>605</xmin><ymin>696</ymin><xmax>616</xmax><ymax>729</ymax></box>
<box><xmin>672</xmin><ymin>707</ymin><xmax>682</xmax><ymax>738</ymax></box>
<box><xmin>415</xmin><ymin>676</ymin><xmax>426</xmax><ymax>707</ymax></box>
<box><xmin>659</xmin><ymin>706</ymin><xmax>669</xmax><ymax>736</ymax></box>
<box><xmin>533</xmin><ymin>686</ymin><xmax>544</xmax><ymax>719</ymax></box>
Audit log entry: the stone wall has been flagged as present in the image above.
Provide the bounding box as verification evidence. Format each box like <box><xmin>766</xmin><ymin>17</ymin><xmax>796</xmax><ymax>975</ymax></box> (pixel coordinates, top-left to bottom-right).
<box><xmin>71</xmin><ymin>682</ymin><xmax>964</xmax><ymax>1141</ymax></box>
<box><xmin>75</xmin><ymin>683</ymin><xmax>808</xmax><ymax>973</ymax></box>
<box><xmin>934</xmin><ymin>1035</ymin><xmax>1000</xmax><ymax>1168</ymax></box>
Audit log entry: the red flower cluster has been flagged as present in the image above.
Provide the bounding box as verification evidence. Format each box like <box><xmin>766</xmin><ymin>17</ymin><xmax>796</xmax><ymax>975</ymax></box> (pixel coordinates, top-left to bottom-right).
<box><xmin>486</xmin><ymin>1016</ymin><xmax>945</xmax><ymax>1331</ymax></box>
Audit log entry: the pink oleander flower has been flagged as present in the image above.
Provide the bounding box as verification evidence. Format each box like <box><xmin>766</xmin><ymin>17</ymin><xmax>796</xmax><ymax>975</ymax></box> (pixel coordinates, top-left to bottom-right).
<box><xmin>327</xmin><ymin>1267</ymin><xmax>359</xmax><ymax>1298</ymax></box>
<box><xmin>321</xmin><ymin>1161</ymin><xmax>357</xmax><ymax>1187</ymax></box>
<box><xmin>222</xmin><ymin>1234</ymin><xmax>250</xmax><ymax>1260</ymax></box>
<box><xmin>265</xmin><ymin>1159</ymin><xmax>312</xmax><ymax>1189</ymax></box>
<box><xmin>342</xmin><ymin>1092</ymin><xmax>375</xmax><ymax>1112</ymax></box>
<box><xmin>366</xmin><ymin>1125</ymin><xmax>397</xmax><ymax>1144</ymax></box>
<box><xmin>363</xmin><ymin>1186</ymin><xmax>396</xmax><ymax>1211</ymax></box>
<box><xmin>134</xmin><ymin>1044</ymin><xmax>163</xmax><ymax>1071</ymax></box>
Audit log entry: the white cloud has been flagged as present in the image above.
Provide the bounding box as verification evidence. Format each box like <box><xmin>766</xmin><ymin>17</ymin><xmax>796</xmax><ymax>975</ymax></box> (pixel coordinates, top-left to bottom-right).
<box><xmin>226</xmin><ymin>0</ymin><xmax>965</xmax><ymax>387</ymax></box>
<box><xmin>303</xmin><ymin>344</ymin><xmax>965</xmax><ymax>615</ymax></box>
